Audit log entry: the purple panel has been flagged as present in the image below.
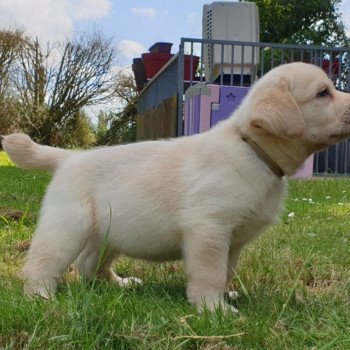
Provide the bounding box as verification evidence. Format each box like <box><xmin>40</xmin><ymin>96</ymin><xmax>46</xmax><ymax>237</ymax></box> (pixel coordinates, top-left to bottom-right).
<box><xmin>193</xmin><ymin>95</ymin><xmax>201</xmax><ymax>134</ymax></box>
<box><xmin>184</xmin><ymin>98</ymin><xmax>190</xmax><ymax>135</ymax></box>
<box><xmin>211</xmin><ymin>86</ymin><xmax>249</xmax><ymax>127</ymax></box>
<box><xmin>184</xmin><ymin>94</ymin><xmax>201</xmax><ymax>135</ymax></box>
<box><xmin>294</xmin><ymin>155</ymin><xmax>314</xmax><ymax>178</ymax></box>
<box><xmin>184</xmin><ymin>84</ymin><xmax>220</xmax><ymax>136</ymax></box>
<box><xmin>188</xmin><ymin>97</ymin><xmax>193</xmax><ymax>135</ymax></box>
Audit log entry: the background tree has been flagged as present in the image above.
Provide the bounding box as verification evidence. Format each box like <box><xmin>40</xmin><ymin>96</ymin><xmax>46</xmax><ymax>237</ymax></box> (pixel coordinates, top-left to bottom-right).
<box><xmin>0</xmin><ymin>29</ymin><xmax>25</xmax><ymax>135</ymax></box>
<box><xmin>41</xmin><ymin>30</ymin><xmax>116</xmax><ymax>145</ymax></box>
<box><xmin>243</xmin><ymin>0</ymin><xmax>349</xmax><ymax>46</ymax></box>
<box><xmin>242</xmin><ymin>0</ymin><xmax>350</xmax><ymax>90</ymax></box>
<box><xmin>95</xmin><ymin>72</ymin><xmax>138</xmax><ymax>145</ymax></box>
<box><xmin>11</xmin><ymin>38</ymin><xmax>49</xmax><ymax>137</ymax></box>
<box><xmin>0</xmin><ymin>29</ymin><xmax>25</xmax><ymax>96</ymax></box>
<box><xmin>3</xmin><ymin>29</ymin><xmax>118</xmax><ymax>146</ymax></box>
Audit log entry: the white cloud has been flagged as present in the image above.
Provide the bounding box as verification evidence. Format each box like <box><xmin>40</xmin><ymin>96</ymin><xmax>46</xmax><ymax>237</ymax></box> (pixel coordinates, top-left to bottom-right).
<box><xmin>118</xmin><ymin>40</ymin><xmax>145</xmax><ymax>59</ymax></box>
<box><xmin>131</xmin><ymin>7</ymin><xmax>156</xmax><ymax>18</ymax></box>
<box><xmin>112</xmin><ymin>65</ymin><xmax>133</xmax><ymax>76</ymax></box>
<box><xmin>185</xmin><ymin>11</ymin><xmax>201</xmax><ymax>37</ymax></box>
<box><xmin>0</xmin><ymin>0</ymin><xmax>111</xmax><ymax>43</ymax></box>
<box><xmin>186</xmin><ymin>12</ymin><xmax>196</xmax><ymax>25</ymax></box>
<box><xmin>73</xmin><ymin>0</ymin><xmax>111</xmax><ymax>20</ymax></box>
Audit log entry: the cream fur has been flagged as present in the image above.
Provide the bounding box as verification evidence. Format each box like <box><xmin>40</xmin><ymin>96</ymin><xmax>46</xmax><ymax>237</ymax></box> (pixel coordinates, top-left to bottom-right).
<box><xmin>2</xmin><ymin>62</ymin><xmax>350</xmax><ymax>312</ymax></box>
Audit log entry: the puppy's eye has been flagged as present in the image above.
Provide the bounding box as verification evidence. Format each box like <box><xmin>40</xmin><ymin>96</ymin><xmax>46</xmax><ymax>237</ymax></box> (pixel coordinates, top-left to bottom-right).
<box><xmin>316</xmin><ymin>89</ymin><xmax>330</xmax><ymax>98</ymax></box>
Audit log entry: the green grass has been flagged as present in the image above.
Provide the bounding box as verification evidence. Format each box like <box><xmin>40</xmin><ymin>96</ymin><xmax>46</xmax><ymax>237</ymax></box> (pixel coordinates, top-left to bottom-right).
<box><xmin>1</xmin><ymin>150</ymin><xmax>350</xmax><ymax>349</ymax></box>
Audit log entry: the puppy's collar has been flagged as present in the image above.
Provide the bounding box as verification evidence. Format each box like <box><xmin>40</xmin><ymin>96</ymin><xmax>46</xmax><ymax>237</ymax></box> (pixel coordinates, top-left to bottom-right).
<box><xmin>240</xmin><ymin>133</ymin><xmax>285</xmax><ymax>178</ymax></box>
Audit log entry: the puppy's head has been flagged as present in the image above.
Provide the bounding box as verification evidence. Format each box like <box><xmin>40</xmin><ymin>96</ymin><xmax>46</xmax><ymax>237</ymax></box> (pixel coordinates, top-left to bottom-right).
<box><xmin>247</xmin><ymin>62</ymin><xmax>350</xmax><ymax>150</ymax></box>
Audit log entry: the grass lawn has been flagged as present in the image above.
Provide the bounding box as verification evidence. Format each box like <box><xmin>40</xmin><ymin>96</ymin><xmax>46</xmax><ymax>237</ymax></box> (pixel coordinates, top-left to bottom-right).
<box><xmin>1</xmin><ymin>150</ymin><xmax>350</xmax><ymax>349</ymax></box>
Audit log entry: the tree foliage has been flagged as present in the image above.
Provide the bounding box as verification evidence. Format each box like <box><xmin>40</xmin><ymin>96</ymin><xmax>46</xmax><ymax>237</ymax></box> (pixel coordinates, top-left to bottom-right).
<box><xmin>0</xmin><ymin>29</ymin><xmax>24</xmax><ymax>96</ymax></box>
<box><xmin>95</xmin><ymin>72</ymin><xmax>138</xmax><ymax>145</ymax></box>
<box><xmin>243</xmin><ymin>0</ymin><xmax>349</xmax><ymax>46</ymax></box>
<box><xmin>0</xmin><ymin>30</ymin><xmax>26</xmax><ymax>136</ymax></box>
<box><xmin>46</xmin><ymin>32</ymin><xmax>116</xmax><ymax>134</ymax></box>
<box><xmin>0</xmin><ymin>29</ymin><xmax>119</xmax><ymax>146</ymax></box>
<box><xmin>241</xmin><ymin>0</ymin><xmax>350</xmax><ymax>91</ymax></box>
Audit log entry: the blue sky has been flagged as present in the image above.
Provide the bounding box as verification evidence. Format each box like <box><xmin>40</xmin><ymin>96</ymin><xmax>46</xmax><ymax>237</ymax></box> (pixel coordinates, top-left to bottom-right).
<box><xmin>98</xmin><ymin>1</ymin><xmax>209</xmax><ymax>65</ymax></box>
<box><xmin>0</xmin><ymin>0</ymin><xmax>349</xmax><ymax>69</ymax></box>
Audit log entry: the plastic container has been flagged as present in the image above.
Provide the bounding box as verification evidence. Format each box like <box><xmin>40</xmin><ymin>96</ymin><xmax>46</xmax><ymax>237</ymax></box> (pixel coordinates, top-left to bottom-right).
<box><xmin>141</xmin><ymin>52</ymin><xmax>174</xmax><ymax>79</ymax></box>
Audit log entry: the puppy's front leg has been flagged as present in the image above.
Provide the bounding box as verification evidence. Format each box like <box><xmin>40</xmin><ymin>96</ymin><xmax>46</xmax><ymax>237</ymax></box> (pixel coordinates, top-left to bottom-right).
<box><xmin>225</xmin><ymin>245</ymin><xmax>243</xmax><ymax>301</ymax></box>
<box><xmin>183</xmin><ymin>228</ymin><xmax>238</xmax><ymax>313</ymax></box>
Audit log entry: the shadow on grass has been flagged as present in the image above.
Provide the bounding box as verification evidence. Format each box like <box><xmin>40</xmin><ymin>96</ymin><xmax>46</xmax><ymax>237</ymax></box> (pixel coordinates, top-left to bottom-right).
<box><xmin>58</xmin><ymin>277</ymin><xmax>187</xmax><ymax>306</ymax></box>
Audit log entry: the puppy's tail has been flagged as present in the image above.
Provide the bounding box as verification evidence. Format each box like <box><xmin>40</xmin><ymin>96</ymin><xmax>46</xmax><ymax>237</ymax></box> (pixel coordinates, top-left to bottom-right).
<box><xmin>1</xmin><ymin>133</ymin><xmax>73</xmax><ymax>171</ymax></box>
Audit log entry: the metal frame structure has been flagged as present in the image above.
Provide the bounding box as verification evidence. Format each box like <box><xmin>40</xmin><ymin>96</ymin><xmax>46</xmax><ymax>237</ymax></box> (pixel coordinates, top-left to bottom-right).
<box><xmin>138</xmin><ymin>37</ymin><xmax>350</xmax><ymax>175</ymax></box>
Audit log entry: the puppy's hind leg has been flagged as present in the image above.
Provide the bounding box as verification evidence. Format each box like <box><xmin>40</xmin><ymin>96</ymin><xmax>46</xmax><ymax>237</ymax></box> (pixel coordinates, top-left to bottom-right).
<box><xmin>77</xmin><ymin>238</ymin><xmax>142</xmax><ymax>287</ymax></box>
<box><xmin>22</xmin><ymin>201</ymin><xmax>92</xmax><ymax>299</ymax></box>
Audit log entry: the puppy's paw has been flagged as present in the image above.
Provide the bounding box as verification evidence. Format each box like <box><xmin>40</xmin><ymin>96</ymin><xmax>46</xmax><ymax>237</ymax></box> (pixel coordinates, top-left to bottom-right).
<box><xmin>23</xmin><ymin>281</ymin><xmax>55</xmax><ymax>300</ymax></box>
<box><xmin>116</xmin><ymin>276</ymin><xmax>143</xmax><ymax>288</ymax></box>
<box><xmin>197</xmin><ymin>300</ymin><xmax>239</xmax><ymax>314</ymax></box>
<box><xmin>222</xmin><ymin>303</ymin><xmax>239</xmax><ymax>314</ymax></box>
<box><xmin>227</xmin><ymin>290</ymin><xmax>239</xmax><ymax>300</ymax></box>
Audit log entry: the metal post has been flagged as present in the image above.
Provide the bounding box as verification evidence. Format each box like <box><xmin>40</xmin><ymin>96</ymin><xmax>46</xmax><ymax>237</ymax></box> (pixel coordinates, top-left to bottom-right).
<box><xmin>177</xmin><ymin>41</ymin><xmax>185</xmax><ymax>137</ymax></box>
<box><xmin>230</xmin><ymin>44</ymin><xmax>234</xmax><ymax>85</ymax></box>
<box><xmin>240</xmin><ymin>45</ymin><xmax>244</xmax><ymax>86</ymax></box>
<box><xmin>220</xmin><ymin>44</ymin><xmax>224</xmax><ymax>85</ymax></box>
<box><xmin>347</xmin><ymin>54</ymin><xmax>350</xmax><ymax>92</ymax></box>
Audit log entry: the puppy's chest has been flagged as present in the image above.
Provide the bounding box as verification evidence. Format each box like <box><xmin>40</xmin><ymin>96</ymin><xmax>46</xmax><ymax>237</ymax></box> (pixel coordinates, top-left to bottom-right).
<box><xmin>233</xmin><ymin>182</ymin><xmax>286</xmax><ymax>244</ymax></box>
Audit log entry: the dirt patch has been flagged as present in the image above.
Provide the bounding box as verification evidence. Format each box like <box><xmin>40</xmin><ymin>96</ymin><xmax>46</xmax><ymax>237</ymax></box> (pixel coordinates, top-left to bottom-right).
<box><xmin>15</xmin><ymin>239</ymin><xmax>31</xmax><ymax>252</ymax></box>
<box><xmin>0</xmin><ymin>208</ymin><xmax>25</xmax><ymax>221</ymax></box>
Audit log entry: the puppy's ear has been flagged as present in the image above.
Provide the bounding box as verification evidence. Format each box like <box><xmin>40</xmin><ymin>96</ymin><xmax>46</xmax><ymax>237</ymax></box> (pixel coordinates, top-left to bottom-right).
<box><xmin>250</xmin><ymin>80</ymin><xmax>305</xmax><ymax>139</ymax></box>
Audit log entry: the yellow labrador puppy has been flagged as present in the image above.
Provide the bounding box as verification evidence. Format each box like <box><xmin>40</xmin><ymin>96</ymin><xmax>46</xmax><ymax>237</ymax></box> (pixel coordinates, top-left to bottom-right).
<box><xmin>2</xmin><ymin>63</ymin><xmax>350</xmax><ymax>313</ymax></box>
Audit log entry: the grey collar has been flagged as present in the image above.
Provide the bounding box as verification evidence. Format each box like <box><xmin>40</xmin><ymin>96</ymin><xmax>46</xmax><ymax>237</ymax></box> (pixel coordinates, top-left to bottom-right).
<box><xmin>240</xmin><ymin>133</ymin><xmax>285</xmax><ymax>178</ymax></box>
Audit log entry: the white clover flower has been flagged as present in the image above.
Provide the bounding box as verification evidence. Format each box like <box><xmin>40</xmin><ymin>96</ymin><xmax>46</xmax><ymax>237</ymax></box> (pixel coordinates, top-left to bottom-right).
<box><xmin>308</xmin><ymin>232</ymin><xmax>317</xmax><ymax>237</ymax></box>
<box><xmin>288</xmin><ymin>212</ymin><xmax>295</xmax><ymax>218</ymax></box>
